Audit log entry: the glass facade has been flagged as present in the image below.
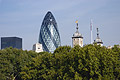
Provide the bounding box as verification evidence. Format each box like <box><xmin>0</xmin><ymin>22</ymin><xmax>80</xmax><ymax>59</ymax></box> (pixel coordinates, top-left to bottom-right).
<box><xmin>39</xmin><ymin>11</ymin><xmax>61</xmax><ymax>53</ymax></box>
<box><xmin>1</xmin><ymin>37</ymin><xmax>22</xmax><ymax>49</ymax></box>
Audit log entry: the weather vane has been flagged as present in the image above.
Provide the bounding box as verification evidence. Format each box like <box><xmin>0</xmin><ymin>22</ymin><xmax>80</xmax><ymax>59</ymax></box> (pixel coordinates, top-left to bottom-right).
<box><xmin>75</xmin><ymin>20</ymin><xmax>78</xmax><ymax>31</ymax></box>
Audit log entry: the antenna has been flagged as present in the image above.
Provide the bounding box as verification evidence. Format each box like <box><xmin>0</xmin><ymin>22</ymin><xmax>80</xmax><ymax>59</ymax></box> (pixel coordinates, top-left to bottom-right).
<box><xmin>90</xmin><ymin>19</ymin><xmax>93</xmax><ymax>44</ymax></box>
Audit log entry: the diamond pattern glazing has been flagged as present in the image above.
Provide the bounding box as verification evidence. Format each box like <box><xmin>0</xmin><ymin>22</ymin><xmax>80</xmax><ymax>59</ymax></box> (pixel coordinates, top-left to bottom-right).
<box><xmin>39</xmin><ymin>11</ymin><xmax>61</xmax><ymax>53</ymax></box>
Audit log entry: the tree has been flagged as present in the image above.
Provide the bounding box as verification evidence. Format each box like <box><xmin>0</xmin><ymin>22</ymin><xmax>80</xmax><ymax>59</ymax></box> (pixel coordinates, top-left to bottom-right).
<box><xmin>0</xmin><ymin>47</ymin><xmax>38</xmax><ymax>80</ymax></box>
<box><xmin>0</xmin><ymin>45</ymin><xmax>120</xmax><ymax>80</ymax></box>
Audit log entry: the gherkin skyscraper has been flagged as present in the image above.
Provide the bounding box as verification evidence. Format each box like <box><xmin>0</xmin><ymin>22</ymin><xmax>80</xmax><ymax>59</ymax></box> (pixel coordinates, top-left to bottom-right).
<box><xmin>39</xmin><ymin>11</ymin><xmax>61</xmax><ymax>53</ymax></box>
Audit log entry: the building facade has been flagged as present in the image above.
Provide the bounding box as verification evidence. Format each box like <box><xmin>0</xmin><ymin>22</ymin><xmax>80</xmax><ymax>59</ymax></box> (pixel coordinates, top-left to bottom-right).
<box><xmin>39</xmin><ymin>11</ymin><xmax>61</xmax><ymax>53</ymax></box>
<box><xmin>72</xmin><ymin>21</ymin><xmax>83</xmax><ymax>47</ymax></box>
<box><xmin>1</xmin><ymin>37</ymin><xmax>22</xmax><ymax>49</ymax></box>
<box><xmin>33</xmin><ymin>43</ymin><xmax>43</xmax><ymax>53</ymax></box>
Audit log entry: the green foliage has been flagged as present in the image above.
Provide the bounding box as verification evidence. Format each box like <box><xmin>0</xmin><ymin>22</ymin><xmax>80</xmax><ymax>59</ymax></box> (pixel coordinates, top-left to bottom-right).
<box><xmin>0</xmin><ymin>48</ymin><xmax>37</xmax><ymax>80</ymax></box>
<box><xmin>0</xmin><ymin>45</ymin><xmax>120</xmax><ymax>80</ymax></box>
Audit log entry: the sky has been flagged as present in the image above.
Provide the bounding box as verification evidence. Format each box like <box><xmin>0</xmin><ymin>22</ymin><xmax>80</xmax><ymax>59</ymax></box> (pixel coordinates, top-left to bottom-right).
<box><xmin>0</xmin><ymin>0</ymin><xmax>120</xmax><ymax>50</ymax></box>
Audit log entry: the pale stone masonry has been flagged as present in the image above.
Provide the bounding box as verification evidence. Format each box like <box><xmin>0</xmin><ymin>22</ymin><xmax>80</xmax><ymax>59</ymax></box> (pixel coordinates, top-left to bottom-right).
<box><xmin>72</xmin><ymin>21</ymin><xmax>83</xmax><ymax>47</ymax></box>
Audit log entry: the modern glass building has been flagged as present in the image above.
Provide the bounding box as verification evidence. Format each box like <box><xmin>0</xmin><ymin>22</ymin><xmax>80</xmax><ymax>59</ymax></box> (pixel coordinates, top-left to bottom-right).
<box><xmin>39</xmin><ymin>11</ymin><xmax>61</xmax><ymax>53</ymax></box>
<box><xmin>1</xmin><ymin>37</ymin><xmax>22</xmax><ymax>49</ymax></box>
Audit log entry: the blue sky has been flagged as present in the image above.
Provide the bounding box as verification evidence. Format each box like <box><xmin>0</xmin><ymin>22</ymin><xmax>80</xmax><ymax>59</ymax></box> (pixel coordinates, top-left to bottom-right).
<box><xmin>0</xmin><ymin>0</ymin><xmax>120</xmax><ymax>50</ymax></box>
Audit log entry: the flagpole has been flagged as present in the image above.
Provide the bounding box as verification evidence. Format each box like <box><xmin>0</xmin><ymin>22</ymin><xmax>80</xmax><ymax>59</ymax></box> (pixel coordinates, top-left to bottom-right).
<box><xmin>90</xmin><ymin>19</ymin><xmax>93</xmax><ymax>44</ymax></box>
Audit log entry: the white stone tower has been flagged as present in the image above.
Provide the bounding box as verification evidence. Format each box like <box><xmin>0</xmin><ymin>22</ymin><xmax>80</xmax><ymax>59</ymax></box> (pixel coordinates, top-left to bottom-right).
<box><xmin>72</xmin><ymin>20</ymin><xmax>83</xmax><ymax>47</ymax></box>
<box><xmin>93</xmin><ymin>28</ymin><xmax>103</xmax><ymax>46</ymax></box>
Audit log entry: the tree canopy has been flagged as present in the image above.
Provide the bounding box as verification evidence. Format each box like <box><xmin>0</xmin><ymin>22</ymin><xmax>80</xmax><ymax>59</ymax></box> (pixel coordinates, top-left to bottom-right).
<box><xmin>0</xmin><ymin>44</ymin><xmax>120</xmax><ymax>80</ymax></box>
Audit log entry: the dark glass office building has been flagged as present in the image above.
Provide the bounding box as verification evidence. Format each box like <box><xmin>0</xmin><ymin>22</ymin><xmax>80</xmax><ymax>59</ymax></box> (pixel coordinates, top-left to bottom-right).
<box><xmin>1</xmin><ymin>37</ymin><xmax>22</xmax><ymax>49</ymax></box>
<box><xmin>39</xmin><ymin>11</ymin><xmax>61</xmax><ymax>53</ymax></box>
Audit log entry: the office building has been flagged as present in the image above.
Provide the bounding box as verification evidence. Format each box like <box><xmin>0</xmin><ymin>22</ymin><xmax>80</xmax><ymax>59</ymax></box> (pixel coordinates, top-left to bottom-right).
<box><xmin>33</xmin><ymin>43</ymin><xmax>43</xmax><ymax>53</ymax></box>
<box><xmin>1</xmin><ymin>37</ymin><xmax>22</xmax><ymax>49</ymax></box>
<box><xmin>39</xmin><ymin>11</ymin><xmax>61</xmax><ymax>53</ymax></box>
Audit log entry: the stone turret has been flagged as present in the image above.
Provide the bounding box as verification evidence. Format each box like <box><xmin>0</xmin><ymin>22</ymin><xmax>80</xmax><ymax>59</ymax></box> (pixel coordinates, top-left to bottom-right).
<box><xmin>93</xmin><ymin>28</ymin><xmax>103</xmax><ymax>46</ymax></box>
<box><xmin>72</xmin><ymin>20</ymin><xmax>83</xmax><ymax>47</ymax></box>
